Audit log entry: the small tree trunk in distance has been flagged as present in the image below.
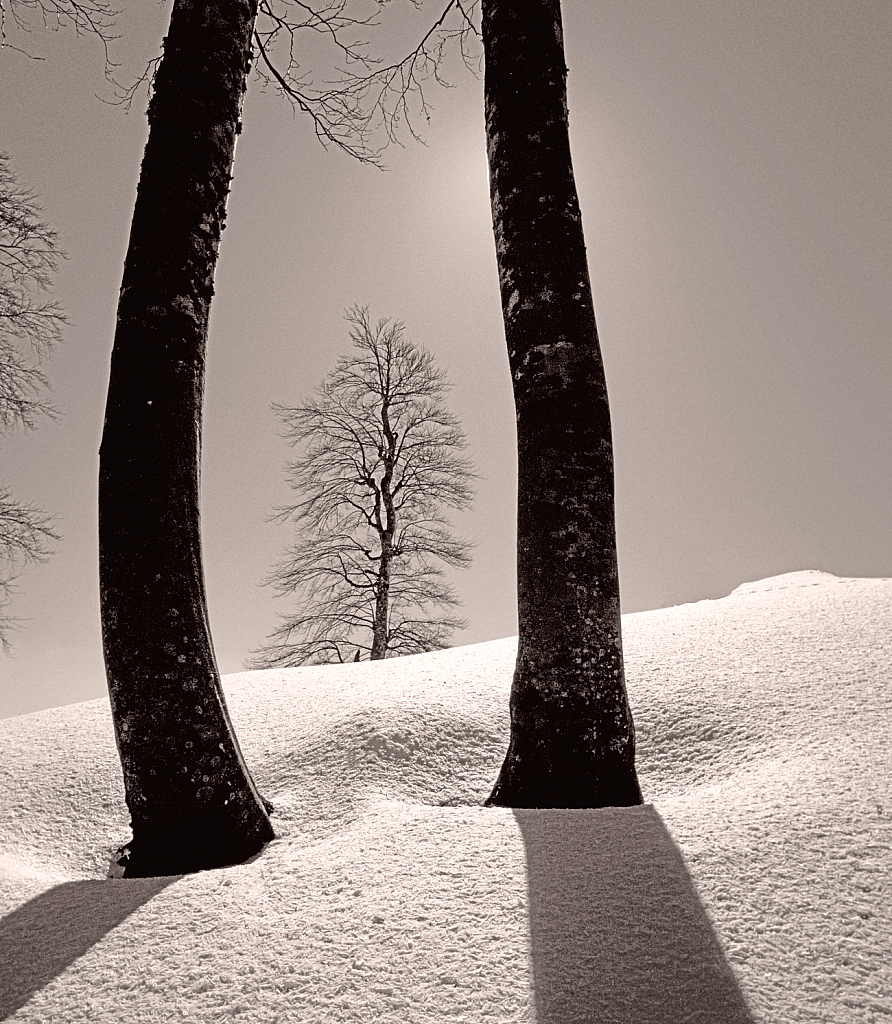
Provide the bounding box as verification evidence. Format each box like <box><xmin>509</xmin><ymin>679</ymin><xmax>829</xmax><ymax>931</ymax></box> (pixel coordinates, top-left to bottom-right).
<box><xmin>99</xmin><ymin>0</ymin><xmax>274</xmax><ymax>876</ymax></box>
<box><xmin>369</xmin><ymin>481</ymin><xmax>392</xmax><ymax>660</ymax></box>
<box><xmin>370</xmin><ymin>399</ymin><xmax>398</xmax><ymax>660</ymax></box>
<box><xmin>482</xmin><ymin>0</ymin><xmax>643</xmax><ymax>808</ymax></box>
<box><xmin>370</xmin><ymin>551</ymin><xmax>391</xmax><ymax>660</ymax></box>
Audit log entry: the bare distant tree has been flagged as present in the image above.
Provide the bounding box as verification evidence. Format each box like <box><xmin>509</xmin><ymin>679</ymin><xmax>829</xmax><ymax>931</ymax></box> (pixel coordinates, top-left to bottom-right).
<box><xmin>0</xmin><ymin>153</ymin><xmax>62</xmax><ymax>650</ymax></box>
<box><xmin>253</xmin><ymin>306</ymin><xmax>475</xmax><ymax>667</ymax></box>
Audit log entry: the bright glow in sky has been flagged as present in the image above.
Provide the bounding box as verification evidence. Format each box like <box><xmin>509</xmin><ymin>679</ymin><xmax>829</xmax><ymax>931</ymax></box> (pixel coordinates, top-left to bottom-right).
<box><xmin>1</xmin><ymin>0</ymin><xmax>891</xmax><ymax>717</ymax></box>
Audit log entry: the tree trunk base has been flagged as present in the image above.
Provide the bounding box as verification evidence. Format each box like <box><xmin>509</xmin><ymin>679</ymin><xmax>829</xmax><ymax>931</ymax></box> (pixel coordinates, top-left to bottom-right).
<box><xmin>484</xmin><ymin>719</ymin><xmax>643</xmax><ymax>809</ymax></box>
<box><xmin>109</xmin><ymin>817</ymin><xmax>275</xmax><ymax>879</ymax></box>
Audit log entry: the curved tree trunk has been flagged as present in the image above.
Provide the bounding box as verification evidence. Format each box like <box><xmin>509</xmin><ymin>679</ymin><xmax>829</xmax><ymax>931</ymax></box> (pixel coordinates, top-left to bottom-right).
<box><xmin>99</xmin><ymin>0</ymin><xmax>274</xmax><ymax>876</ymax></box>
<box><xmin>482</xmin><ymin>0</ymin><xmax>643</xmax><ymax>808</ymax></box>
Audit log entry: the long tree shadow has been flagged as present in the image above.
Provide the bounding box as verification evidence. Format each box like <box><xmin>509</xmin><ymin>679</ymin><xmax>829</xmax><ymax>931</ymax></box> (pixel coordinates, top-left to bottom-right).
<box><xmin>0</xmin><ymin>875</ymin><xmax>176</xmax><ymax>1019</ymax></box>
<box><xmin>514</xmin><ymin>804</ymin><xmax>756</xmax><ymax>1024</ymax></box>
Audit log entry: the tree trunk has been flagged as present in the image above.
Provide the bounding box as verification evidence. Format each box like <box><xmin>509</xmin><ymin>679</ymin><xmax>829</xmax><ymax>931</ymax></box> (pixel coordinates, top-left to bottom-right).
<box><xmin>98</xmin><ymin>0</ymin><xmax>274</xmax><ymax>876</ymax></box>
<box><xmin>482</xmin><ymin>0</ymin><xmax>643</xmax><ymax>808</ymax></box>
<box><xmin>370</xmin><ymin>547</ymin><xmax>391</xmax><ymax>659</ymax></box>
<box><xmin>370</xmin><ymin>400</ymin><xmax>397</xmax><ymax>660</ymax></box>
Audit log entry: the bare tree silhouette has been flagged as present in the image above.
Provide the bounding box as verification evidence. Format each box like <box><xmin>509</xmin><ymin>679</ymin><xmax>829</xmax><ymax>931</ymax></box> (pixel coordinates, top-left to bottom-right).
<box><xmin>254</xmin><ymin>306</ymin><xmax>475</xmax><ymax>667</ymax></box>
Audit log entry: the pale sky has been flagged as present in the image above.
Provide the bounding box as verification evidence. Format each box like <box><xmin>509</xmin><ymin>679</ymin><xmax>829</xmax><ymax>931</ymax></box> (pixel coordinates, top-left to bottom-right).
<box><xmin>1</xmin><ymin>0</ymin><xmax>891</xmax><ymax>718</ymax></box>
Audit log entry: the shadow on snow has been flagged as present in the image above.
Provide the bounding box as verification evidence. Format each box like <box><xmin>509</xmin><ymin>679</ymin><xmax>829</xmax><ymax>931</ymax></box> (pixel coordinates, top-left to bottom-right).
<box><xmin>0</xmin><ymin>875</ymin><xmax>176</xmax><ymax>1019</ymax></box>
<box><xmin>514</xmin><ymin>803</ymin><xmax>756</xmax><ymax>1023</ymax></box>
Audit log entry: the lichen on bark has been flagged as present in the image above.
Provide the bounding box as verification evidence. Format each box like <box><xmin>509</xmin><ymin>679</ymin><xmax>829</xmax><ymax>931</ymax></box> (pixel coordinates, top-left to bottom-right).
<box><xmin>482</xmin><ymin>0</ymin><xmax>642</xmax><ymax>808</ymax></box>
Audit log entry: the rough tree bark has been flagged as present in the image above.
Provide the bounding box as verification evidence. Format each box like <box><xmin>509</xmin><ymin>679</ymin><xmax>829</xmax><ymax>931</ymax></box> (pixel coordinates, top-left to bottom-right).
<box><xmin>98</xmin><ymin>0</ymin><xmax>274</xmax><ymax>876</ymax></box>
<box><xmin>482</xmin><ymin>0</ymin><xmax>643</xmax><ymax>808</ymax></box>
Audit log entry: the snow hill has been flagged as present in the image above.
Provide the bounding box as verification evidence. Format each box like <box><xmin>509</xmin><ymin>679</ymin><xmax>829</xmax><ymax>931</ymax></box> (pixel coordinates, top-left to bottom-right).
<box><xmin>1</xmin><ymin>570</ymin><xmax>890</xmax><ymax>1023</ymax></box>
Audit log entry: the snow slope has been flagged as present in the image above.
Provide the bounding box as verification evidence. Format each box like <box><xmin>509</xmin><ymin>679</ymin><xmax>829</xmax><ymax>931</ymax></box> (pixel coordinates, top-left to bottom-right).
<box><xmin>0</xmin><ymin>570</ymin><xmax>890</xmax><ymax>1023</ymax></box>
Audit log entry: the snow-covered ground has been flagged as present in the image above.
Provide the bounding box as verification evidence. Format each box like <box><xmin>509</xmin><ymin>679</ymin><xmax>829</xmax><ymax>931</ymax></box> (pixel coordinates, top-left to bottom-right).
<box><xmin>1</xmin><ymin>570</ymin><xmax>890</xmax><ymax>1023</ymax></box>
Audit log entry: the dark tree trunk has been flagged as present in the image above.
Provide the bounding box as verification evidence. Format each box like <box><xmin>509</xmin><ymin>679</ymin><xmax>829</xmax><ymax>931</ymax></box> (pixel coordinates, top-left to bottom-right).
<box><xmin>370</xmin><ymin>400</ymin><xmax>397</xmax><ymax>660</ymax></box>
<box><xmin>482</xmin><ymin>0</ymin><xmax>643</xmax><ymax>808</ymax></box>
<box><xmin>99</xmin><ymin>0</ymin><xmax>274</xmax><ymax>876</ymax></box>
<box><xmin>370</xmin><ymin>549</ymin><xmax>391</xmax><ymax>660</ymax></box>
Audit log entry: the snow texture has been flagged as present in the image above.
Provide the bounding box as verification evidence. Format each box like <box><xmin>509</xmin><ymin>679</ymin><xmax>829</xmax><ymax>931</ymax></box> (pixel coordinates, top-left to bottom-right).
<box><xmin>0</xmin><ymin>569</ymin><xmax>890</xmax><ymax>1022</ymax></box>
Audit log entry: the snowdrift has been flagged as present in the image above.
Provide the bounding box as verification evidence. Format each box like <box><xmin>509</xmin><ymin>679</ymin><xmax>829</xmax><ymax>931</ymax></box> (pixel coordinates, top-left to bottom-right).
<box><xmin>1</xmin><ymin>570</ymin><xmax>890</xmax><ymax>1022</ymax></box>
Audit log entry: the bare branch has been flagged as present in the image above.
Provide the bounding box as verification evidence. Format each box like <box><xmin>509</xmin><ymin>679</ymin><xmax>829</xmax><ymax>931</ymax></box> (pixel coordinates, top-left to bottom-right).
<box><xmin>1</xmin><ymin>0</ymin><xmax>121</xmax><ymax>73</ymax></box>
<box><xmin>252</xmin><ymin>26</ymin><xmax>383</xmax><ymax>165</ymax></box>
<box><xmin>249</xmin><ymin>0</ymin><xmax>481</xmax><ymax>165</ymax></box>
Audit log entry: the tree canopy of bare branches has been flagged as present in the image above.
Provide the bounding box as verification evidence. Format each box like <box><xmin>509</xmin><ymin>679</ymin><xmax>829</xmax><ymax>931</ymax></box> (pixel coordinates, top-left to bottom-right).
<box><xmin>253</xmin><ymin>306</ymin><xmax>475</xmax><ymax>667</ymax></box>
<box><xmin>0</xmin><ymin>153</ymin><xmax>62</xmax><ymax>649</ymax></box>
